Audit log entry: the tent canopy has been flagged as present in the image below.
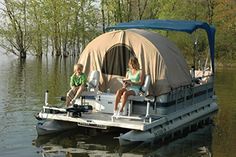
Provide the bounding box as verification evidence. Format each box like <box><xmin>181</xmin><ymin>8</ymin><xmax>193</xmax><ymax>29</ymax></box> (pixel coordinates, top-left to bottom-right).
<box><xmin>107</xmin><ymin>19</ymin><xmax>215</xmax><ymax>73</ymax></box>
<box><xmin>78</xmin><ymin>29</ymin><xmax>192</xmax><ymax>96</ymax></box>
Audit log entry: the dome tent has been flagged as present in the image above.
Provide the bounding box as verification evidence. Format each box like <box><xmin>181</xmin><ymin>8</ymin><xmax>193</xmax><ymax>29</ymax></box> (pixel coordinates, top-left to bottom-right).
<box><xmin>78</xmin><ymin>29</ymin><xmax>192</xmax><ymax>96</ymax></box>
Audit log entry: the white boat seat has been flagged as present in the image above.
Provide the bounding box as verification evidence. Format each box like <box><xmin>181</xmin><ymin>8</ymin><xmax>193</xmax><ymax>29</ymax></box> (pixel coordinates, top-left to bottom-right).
<box><xmin>127</xmin><ymin>75</ymin><xmax>153</xmax><ymax>118</ymax></box>
<box><xmin>81</xmin><ymin>70</ymin><xmax>100</xmax><ymax>97</ymax></box>
<box><xmin>112</xmin><ymin>75</ymin><xmax>154</xmax><ymax>122</ymax></box>
<box><xmin>128</xmin><ymin>75</ymin><xmax>151</xmax><ymax>101</ymax></box>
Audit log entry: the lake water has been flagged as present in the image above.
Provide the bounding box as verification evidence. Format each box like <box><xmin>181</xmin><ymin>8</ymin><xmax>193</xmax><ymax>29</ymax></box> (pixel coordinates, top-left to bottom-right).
<box><xmin>0</xmin><ymin>54</ymin><xmax>235</xmax><ymax>157</ymax></box>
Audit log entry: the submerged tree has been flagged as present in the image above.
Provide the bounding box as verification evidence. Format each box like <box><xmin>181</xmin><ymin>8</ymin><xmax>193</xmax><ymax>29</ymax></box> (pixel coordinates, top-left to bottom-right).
<box><xmin>0</xmin><ymin>0</ymin><xmax>30</xmax><ymax>58</ymax></box>
<box><xmin>0</xmin><ymin>0</ymin><xmax>101</xmax><ymax>58</ymax></box>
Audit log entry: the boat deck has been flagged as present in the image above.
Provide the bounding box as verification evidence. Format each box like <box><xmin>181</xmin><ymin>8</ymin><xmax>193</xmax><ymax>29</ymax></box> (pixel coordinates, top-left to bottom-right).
<box><xmin>38</xmin><ymin>110</ymin><xmax>166</xmax><ymax>131</ymax></box>
<box><xmin>38</xmin><ymin>97</ymin><xmax>217</xmax><ymax>133</ymax></box>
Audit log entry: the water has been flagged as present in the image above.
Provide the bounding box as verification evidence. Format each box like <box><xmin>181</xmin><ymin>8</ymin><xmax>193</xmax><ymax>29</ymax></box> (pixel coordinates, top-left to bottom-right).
<box><xmin>0</xmin><ymin>54</ymin><xmax>235</xmax><ymax>157</ymax></box>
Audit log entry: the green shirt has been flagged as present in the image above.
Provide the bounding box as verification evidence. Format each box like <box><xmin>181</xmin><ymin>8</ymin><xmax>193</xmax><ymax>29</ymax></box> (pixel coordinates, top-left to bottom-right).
<box><xmin>127</xmin><ymin>70</ymin><xmax>141</xmax><ymax>90</ymax></box>
<box><xmin>70</xmin><ymin>73</ymin><xmax>87</xmax><ymax>87</ymax></box>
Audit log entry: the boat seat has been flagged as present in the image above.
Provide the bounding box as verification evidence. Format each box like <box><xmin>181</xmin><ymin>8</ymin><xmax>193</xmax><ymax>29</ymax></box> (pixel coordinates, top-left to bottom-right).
<box><xmin>127</xmin><ymin>75</ymin><xmax>153</xmax><ymax>117</ymax></box>
<box><xmin>112</xmin><ymin>75</ymin><xmax>154</xmax><ymax>122</ymax></box>
<box><xmin>60</xmin><ymin>71</ymin><xmax>99</xmax><ymax>103</ymax></box>
<box><xmin>80</xmin><ymin>70</ymin><xmax>100</xmax><ymax>101</ymax></box>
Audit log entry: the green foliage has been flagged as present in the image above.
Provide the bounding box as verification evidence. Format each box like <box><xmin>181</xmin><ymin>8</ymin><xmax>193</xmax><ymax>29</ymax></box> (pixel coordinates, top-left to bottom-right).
<box><xmin>213</xmin><ymin>0</ymin><xmax>236</xmax><ymax>64</ymax></box>
<box><xmin>0</xmin><ymin>0</ymin><xmax>101</xmax><ymax>57</ymax></box>
<box><xmin>101</xmin><ymin>0</ymin><xmax>235</xmax><ymax>65</ymax></box>
<box><xmin>0</xmin><ymin>0</ymin><xmax>235</xmax><ymax>64</ymax></box>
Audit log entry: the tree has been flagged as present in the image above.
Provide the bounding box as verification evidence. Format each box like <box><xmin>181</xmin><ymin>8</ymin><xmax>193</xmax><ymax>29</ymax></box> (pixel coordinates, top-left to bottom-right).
<box><xmin>0</xmin><ymin>0</ymin><xmax>101</xmax><ymax>58</ymax></box>
<box><xmin>214</xmin><ymin>0</ymin><xmax>236</xmax><ymax>62</ymax></box>
<box><xmin>0</xmin><ymin>0</ymin><xmax>30</xmax><ymax>58</ymax></box>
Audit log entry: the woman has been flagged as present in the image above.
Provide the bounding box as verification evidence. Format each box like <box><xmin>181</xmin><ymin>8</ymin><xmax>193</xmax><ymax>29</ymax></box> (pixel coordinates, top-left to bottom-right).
<box><xmin>113</xmin><ymin>57</ymin><xmax>144</xmax><ymax>116</ymax></box>
<box><xmin>66</xmin><ymin>64</ymin><xmax>87</xmax><ymax>106</ymax></box>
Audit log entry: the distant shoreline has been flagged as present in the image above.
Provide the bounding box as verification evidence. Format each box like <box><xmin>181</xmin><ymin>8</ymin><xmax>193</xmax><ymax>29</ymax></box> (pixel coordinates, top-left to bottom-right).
<box><xmin>216</xmin><ymin>62</ymin><xmax>236</xmax><ymax>69</ymax></box>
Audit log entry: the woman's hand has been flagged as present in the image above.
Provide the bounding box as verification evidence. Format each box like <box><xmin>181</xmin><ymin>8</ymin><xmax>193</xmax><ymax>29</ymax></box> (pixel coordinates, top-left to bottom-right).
<box><xmin>123</xmin><ymin>81</ymin><xmax>131</xmax><ymax>88</ymax></box>
<box><xmin>122</xmin><ymin>82</ymin><xmax>127</xmax><ymax>88</ymax></box>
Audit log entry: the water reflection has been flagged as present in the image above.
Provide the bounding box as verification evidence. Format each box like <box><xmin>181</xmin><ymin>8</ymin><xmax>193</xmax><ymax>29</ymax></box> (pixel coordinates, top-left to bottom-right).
<box><xmin>2</xmin><ymin>56</ymin><xmax>77</xmax><ymax>112</ymax></box>
<box><xmin>34</xmin><ymin>125</ymin><xmax>214</xmax><ymax>157</ymax></box>
<box><xmin>0</xmin><ymin>55</ymin><xmax>78</xmax><ymax>157</ymax></box>
<box><xmin>34</xmin><ymin>129</ymin><xmax>120</xmax><ymax>157</ymax></box>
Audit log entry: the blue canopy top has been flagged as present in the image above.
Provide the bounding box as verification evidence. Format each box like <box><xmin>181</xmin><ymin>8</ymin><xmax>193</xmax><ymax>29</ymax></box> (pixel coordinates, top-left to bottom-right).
<box><xmin>106</xmin><ymin>19</ymin><xmax>216</xmax><ymax>73</ymax></box>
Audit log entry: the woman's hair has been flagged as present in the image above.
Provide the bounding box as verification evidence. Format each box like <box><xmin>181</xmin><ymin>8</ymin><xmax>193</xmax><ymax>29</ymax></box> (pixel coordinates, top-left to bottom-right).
<box><xmin>129</xmin><ymin>57</ymin><xmax>140</xmax><ymax>70</ymax></box>
<box><xmin>73</xmin><ymin>64</ymin><xmax>83</xmax><ymax>73</ymax></box>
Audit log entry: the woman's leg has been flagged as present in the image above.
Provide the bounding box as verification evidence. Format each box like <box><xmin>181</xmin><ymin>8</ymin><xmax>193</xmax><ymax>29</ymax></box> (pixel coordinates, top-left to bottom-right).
<box><xmin>120</xmin><ymin>90</ymin><xmax>135</xmax><ymax>112</ymax></box>
<box><xmin>114</xmin><ymin>88</ymin><xmax>126</xmax><ymax>111</ymax></box>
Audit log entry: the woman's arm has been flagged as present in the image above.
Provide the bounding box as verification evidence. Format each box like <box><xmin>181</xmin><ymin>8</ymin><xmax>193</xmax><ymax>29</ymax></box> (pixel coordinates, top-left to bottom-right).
<box><xmin>122</xmin><ymin>72</ymin><xmax>130</xmax><ymax>87</ymax></box>
<box><xmin>139</xmin><ymin>70</ymin><xmax>145</xmax><ymax>86</ymax></box>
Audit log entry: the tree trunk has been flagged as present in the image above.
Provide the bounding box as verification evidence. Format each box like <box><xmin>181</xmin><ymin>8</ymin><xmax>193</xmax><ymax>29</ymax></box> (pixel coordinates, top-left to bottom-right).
<box><xmin>4</xmin><ymin>0</ymin><xmax>28</xmax><ymax>58</ymax></box>
<box><xmin>101</xmin><ymin>0</ymin><xmax>106</xmax><ymax>33</ymax></box>
<box><xmin>20</xmin><ymin>49</ymin><xmax>27</xmax><ymax>58</ymax></box>
<box><xmin>117</xmin><ymin>0</ymin><xmax>122</xmax><ymax>22</ymax></box>
<box><xmin>138</xmin><ymin>0</ymin><xmax>148</xmax><ymax>20</ymax></box>
<box><xmin>81</xmin><ymin>0</ymin><xmax>85</xmax><ymax>51</ymax></box>
<box><xmin>62</xmin><ymin>23</ymin><xmax>69</xmax><ymax>57</ymax></box>
<box><xmin>52</xmin><ymin>1</ymin><xmax>61</xmax><ymax>56</ymax></box>
<box><xmin>127</xmin><ymin>0</ymin><xmax>132</xmax><ymax>22</ymax></box>
<box><xmin>207</xmin><ymin>0</ymin><xmax>214</xmax><ymax>24</ymax></box>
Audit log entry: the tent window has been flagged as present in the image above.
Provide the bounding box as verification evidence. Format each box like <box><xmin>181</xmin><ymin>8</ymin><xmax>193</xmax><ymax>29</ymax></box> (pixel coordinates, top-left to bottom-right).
<box><xmin>102</xmin><ymin>43</ymin><xmax>135</xmax><ymax>76</ymax></box>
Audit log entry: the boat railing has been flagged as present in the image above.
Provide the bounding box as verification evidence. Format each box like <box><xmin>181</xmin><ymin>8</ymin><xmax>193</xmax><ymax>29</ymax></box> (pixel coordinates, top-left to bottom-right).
<box><xmin>192</xmin><ymin>70</ymin><xmax>213</xmax><ymax>85</ymax></box>
<box><xmin>154</xmin><ymin>80</ymin><xmax>214</xmax><ymax>115</ymax></box>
